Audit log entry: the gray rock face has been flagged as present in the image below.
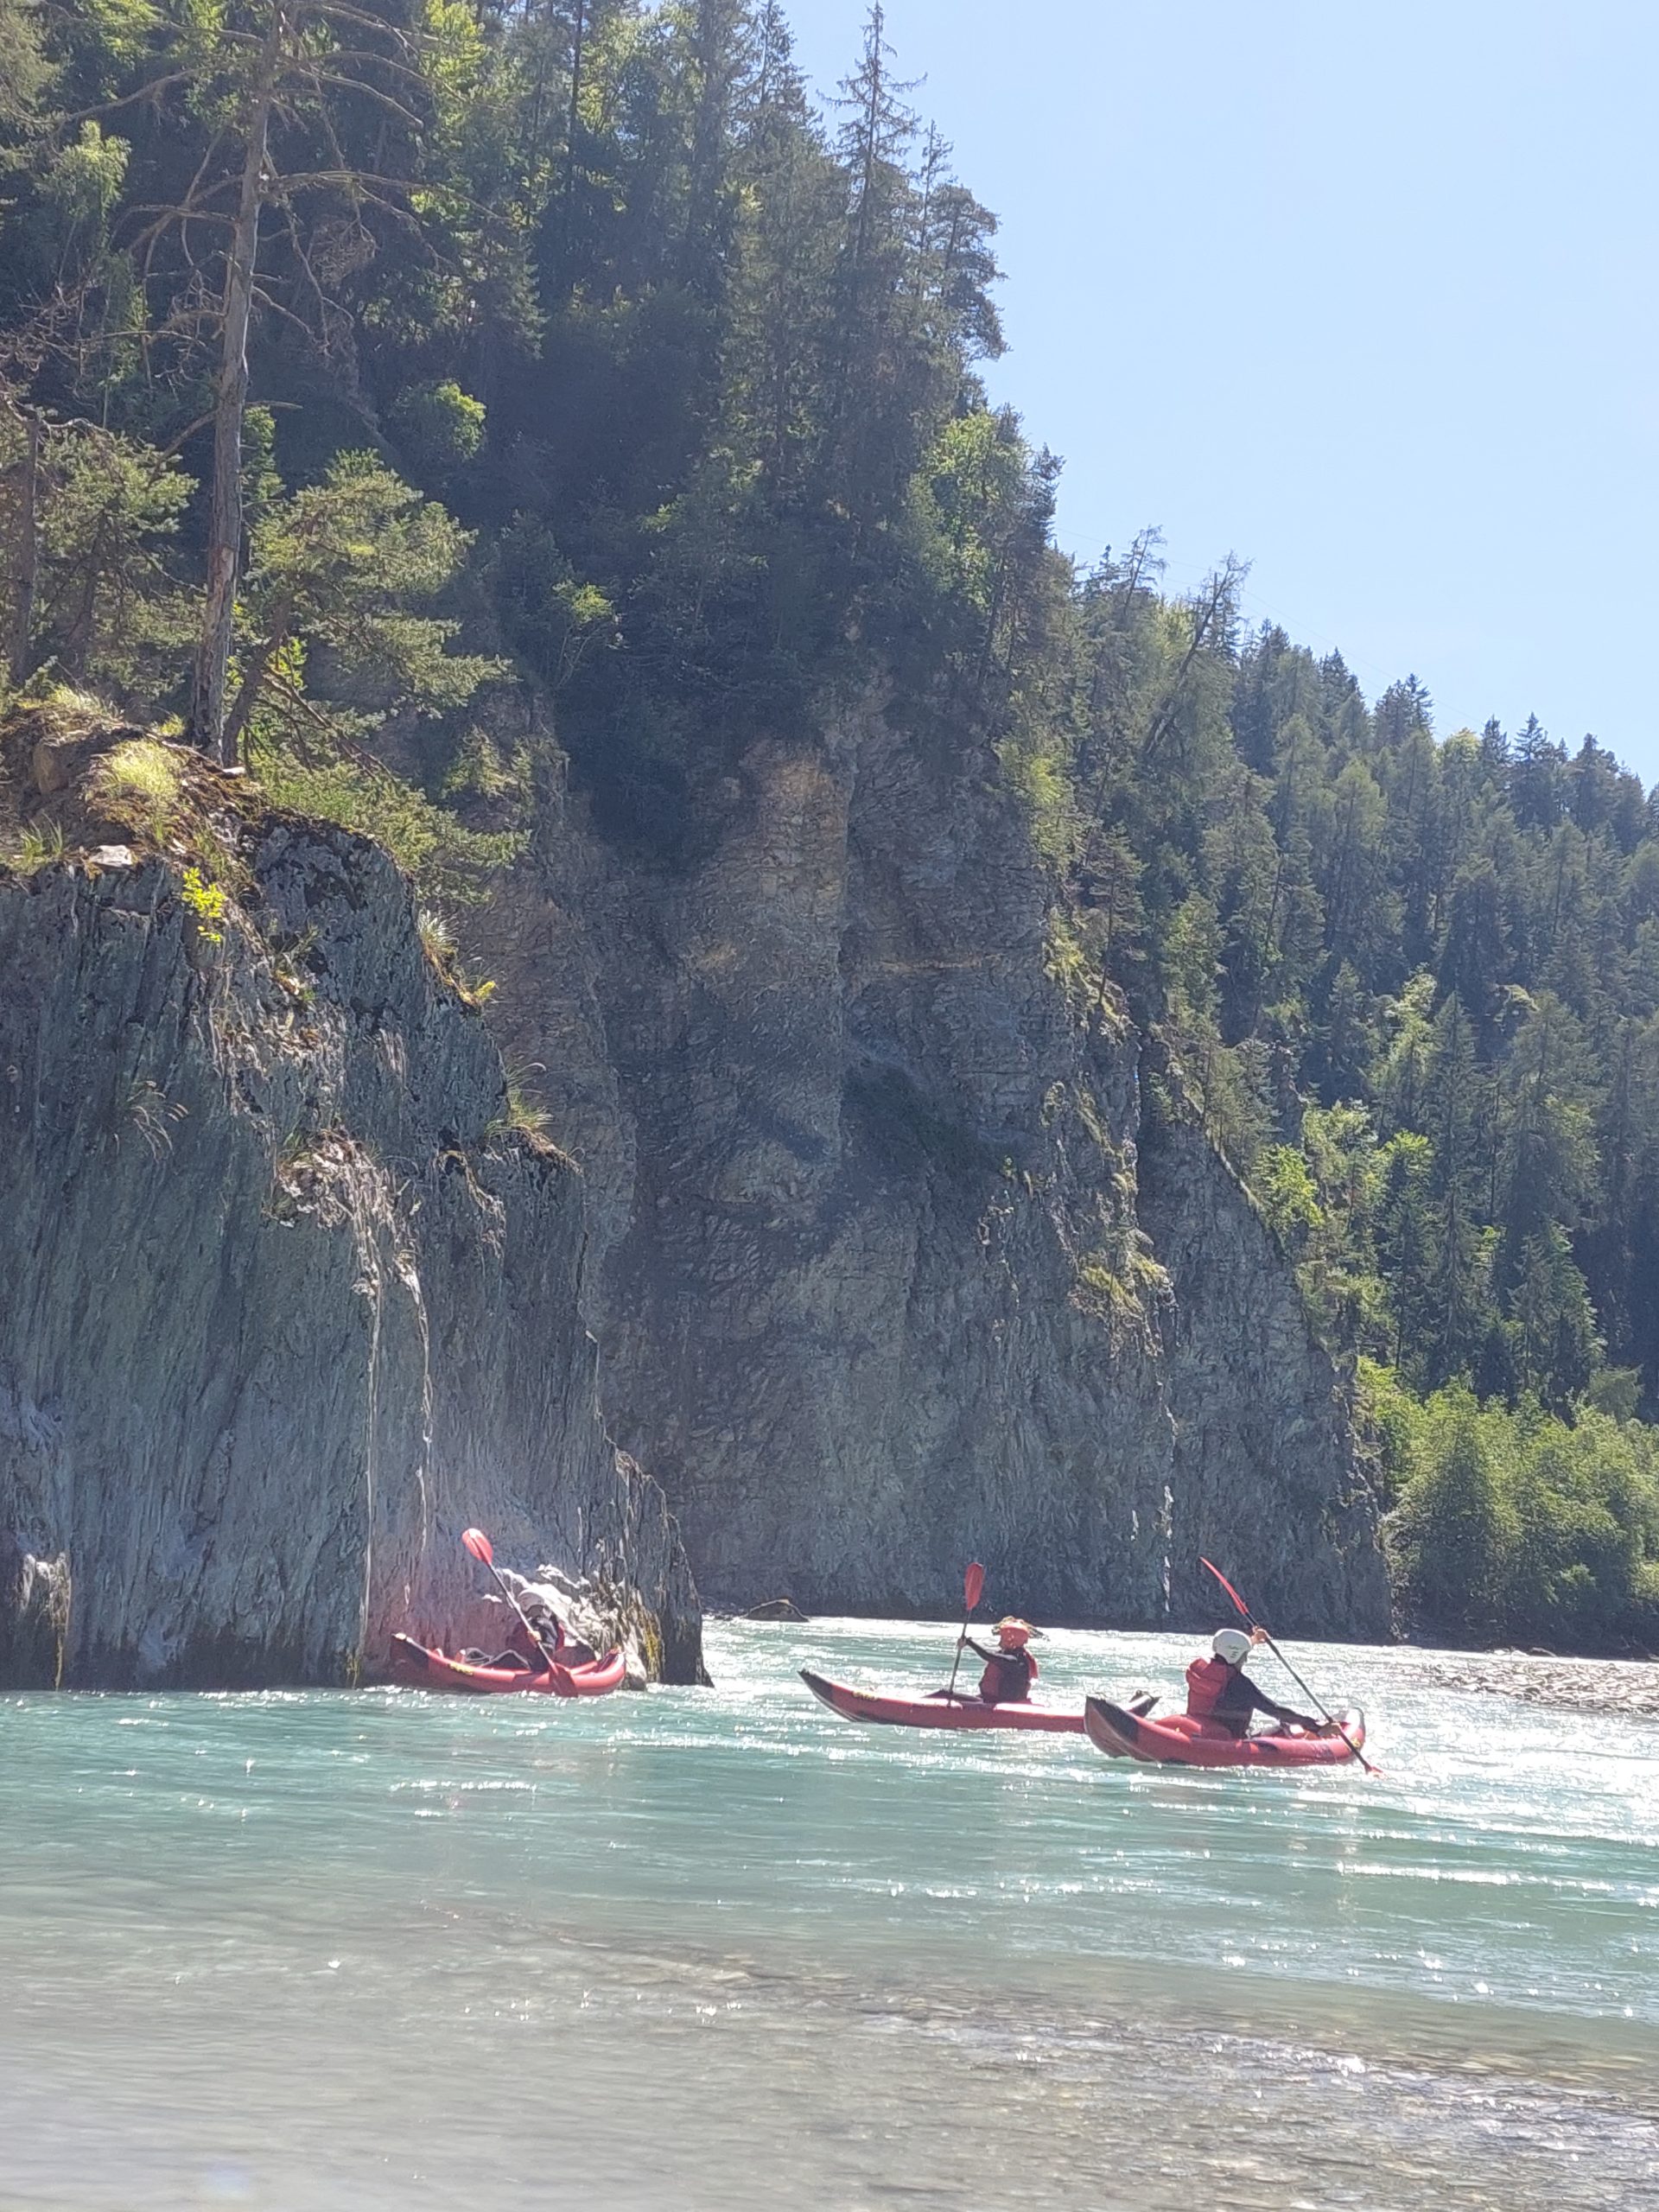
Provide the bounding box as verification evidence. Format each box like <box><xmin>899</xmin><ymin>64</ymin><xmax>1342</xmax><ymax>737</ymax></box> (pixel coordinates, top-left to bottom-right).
<box><xmin>471</xmin><ymin>699</ymin><xmax>1389</xmax><ymax>1637</ymax></box>
<box><xmin>1135</xmin><ymin>1052</ymin><xmax>1391</xmax><ymax>1634</ymax></box>
<box><xmin>0</xmin><ymin>825</ymin><xmax>702</xmax><ymax>1688</ymax></box>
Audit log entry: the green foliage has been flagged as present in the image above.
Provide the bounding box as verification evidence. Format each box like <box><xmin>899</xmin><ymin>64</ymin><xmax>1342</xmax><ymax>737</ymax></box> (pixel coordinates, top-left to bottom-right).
<box><xmin>41</xmin><ymin>120</ymin><xmax>128</xmax><ymax>226</ymax></box>
<box><xmin>249</xmin><ymin>739</ymin><xmax>524</xmax><ymax>904</ymax></box>
<box><xmin>389</xmin><ymin>380</ymin><xmax>487</xmax><ymax>477</ymax></box>
<box><xmin>908</xmin><ymin>409</ymin><xmax>1034</xmax><ymax>621</ymax></box>
<box><xmin>492</xmin><ymin>1075</ymin><xmax>552</xmax><ymax>1140</ymax></box>
<box><xmin>494</xmin><ymin>518</ymin><xmax>618</xmax><ymax>693</ymax></box>
<box><xmin>14</xmin><ymin>421</ymin><xmax>195</xmax><ymax>707</ymax></box>
<box><xmin>232</xmin><ymin>453</ymin><xmax>503</xmax><ymax>742</ymax></box>
<box><xmin>1255</xmin><ymin>1144</ymin><xmax>1322</xmax><ymax>1242</ymax></box>
<box><xmin>0</xmin><ymin>0</ymin><xmax>52</xmax><ymax>136</ymax></box>
<box><xmin>1387</xmin><ymin>1390</ymin><xmax>1514</xmax><ymax>1642</ymax></box>
<box><xmin>180</xmin><ymin>862</ymin><xmax>226</xmax><ymax>944</ymax></box>
<box><xmin>416</xmin><ymin>905</ymin><xmax>458</xmax><ymax>970</ymax></box>
<box><xmin>441</xmin><ymin>728</ymin><xmax>534</xmax><ymax>807</ymax></box>
<box><xmin>226</xmin><ymin>454</ymin><xmax>517</xmax><ymax>883</ymax></box>
<box><xmin>1371</xmin><ymin>1368</ymin><xmax>1659</xmax><ymax>1652</ymax></box>
<box><xmin>1000</xmin><ymin>735</ymin><xmax>1077</xmax><ymax>870</ymax></box>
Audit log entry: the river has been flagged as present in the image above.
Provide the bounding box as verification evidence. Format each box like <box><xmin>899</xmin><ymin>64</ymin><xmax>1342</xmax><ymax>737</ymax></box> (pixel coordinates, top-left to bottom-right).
<box><xmin>3</xmin><ymin>1617</ymin><xmax>1656</xmax><ymax>2209</ymax></box>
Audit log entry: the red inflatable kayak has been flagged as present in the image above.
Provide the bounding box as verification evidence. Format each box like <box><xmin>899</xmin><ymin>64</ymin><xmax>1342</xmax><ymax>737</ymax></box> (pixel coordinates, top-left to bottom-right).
<box><xmin>1084</xmin><ymin>1695</ymin><xmax>1366</xmax><ymax>1768</ymax></box>
<box><xmin>800</xmin><ymin>1668</ymin><xmax>1084</xmax><ymax>1733</ymax></box>
<box><xmin>390</xmin><ymin>1632</ymin><xmax>626</xmax><ymax>1697</ymax></box>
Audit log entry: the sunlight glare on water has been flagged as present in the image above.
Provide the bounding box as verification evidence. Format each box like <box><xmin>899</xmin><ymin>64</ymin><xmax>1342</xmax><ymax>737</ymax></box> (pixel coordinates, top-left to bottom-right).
<box><xmin>3</xmin><ymin>1618</ymin><xmax>1657</xmax><ymax>2210</ymax></box>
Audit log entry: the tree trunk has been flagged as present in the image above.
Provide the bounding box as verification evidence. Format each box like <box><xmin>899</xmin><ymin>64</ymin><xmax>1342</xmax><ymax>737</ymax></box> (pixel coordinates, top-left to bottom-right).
<box><xmin>5</xmin><ymin>407</ymin><xmax>41</xmax><ymax>687</ymax></box>
<box><xmin>219</xmin><ymin>607</ymin><xmax>290</xmax><ymax>764</ymax></box>
<box><xmin>559</xmin><ymin>0</ymin><xmax>585</xmax><ymax>278</ymax></box>
<box><xmin>189</xmin><ymin>3</ymin><xmax>285</xmax><ymax>766</ymax></box>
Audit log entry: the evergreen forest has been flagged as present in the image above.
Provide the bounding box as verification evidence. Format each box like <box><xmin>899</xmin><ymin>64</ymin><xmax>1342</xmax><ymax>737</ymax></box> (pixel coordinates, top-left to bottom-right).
<box><xmin>3</xmin><ymin>0</ymin><xmax>1658</xmax><ymax>1649</ymax></box>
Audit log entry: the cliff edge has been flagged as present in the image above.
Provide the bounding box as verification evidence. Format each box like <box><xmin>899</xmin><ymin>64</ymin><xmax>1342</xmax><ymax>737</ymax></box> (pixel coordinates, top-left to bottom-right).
<box><xmin>0</xmin><ymin>704</ymin><xmax>702</xmax><ymax>1688</ymax></box>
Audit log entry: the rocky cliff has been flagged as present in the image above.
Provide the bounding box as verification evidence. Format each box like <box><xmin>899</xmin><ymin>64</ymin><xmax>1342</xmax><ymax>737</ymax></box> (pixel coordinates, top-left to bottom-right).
<box><xmin>470</xmin><ymin>694</ymin><xmax>1390</xmax><ymax>1637</ymax></box>
<box><xmin>0</xmin><ymin>710</ymin><xmax>702</xmax><ymax>1689</ymax></box>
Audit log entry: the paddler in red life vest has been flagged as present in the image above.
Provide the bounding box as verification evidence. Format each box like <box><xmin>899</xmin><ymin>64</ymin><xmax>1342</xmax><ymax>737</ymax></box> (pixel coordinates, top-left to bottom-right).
<box><xmin>957</xmin><ymin>1617</ymin><xmax>1040</xmax><ymax>1704</ymax></box>
<box><xmin>1186</xmin><ymin>1626</ymin><xmax>1321</xmax><ymax>1738</ymax></box>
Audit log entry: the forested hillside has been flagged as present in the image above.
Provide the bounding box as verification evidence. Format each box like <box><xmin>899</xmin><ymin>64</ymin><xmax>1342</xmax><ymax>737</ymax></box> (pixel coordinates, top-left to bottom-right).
<box><xmin>3</xmin><ymin>0</ymin><xmax>1656</xmax><ymax>1648</ymax></box>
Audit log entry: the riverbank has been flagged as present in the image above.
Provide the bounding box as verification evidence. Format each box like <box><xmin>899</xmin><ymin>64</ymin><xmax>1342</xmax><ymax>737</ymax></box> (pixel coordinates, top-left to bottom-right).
<box><xmin>1403</xmin><ymin>1646</ymin><xmax>1659</xmax><ymax>1719</ymax></box>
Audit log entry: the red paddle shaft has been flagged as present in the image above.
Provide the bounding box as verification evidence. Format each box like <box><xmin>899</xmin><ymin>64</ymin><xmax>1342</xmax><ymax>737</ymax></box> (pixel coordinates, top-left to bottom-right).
<box><xmin>943</xmin><ymin>1560</ymin><xmax>987</xmax><ymax>1703</ymax></box>
<box><xmin>461</xmin><ymin>1526</ymin><xmax>543</xmax><ymax>1650</ymax></box>
<box><xmin>1199</xmin><ymin>1557</ymin><xmax>1379</xmax><ymax>1776</ymax></box>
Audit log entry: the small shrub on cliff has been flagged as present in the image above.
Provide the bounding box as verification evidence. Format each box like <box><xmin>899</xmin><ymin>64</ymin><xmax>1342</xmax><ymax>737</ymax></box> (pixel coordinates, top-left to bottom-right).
<box><xmin>486</xmin><ymin>1073</ymin><xmax>569</xmax><ymax>1160</ymax></box>
<box><xmin>416</xmin><ymin>906</ymin><xmax>457</xmax><ymax>969</ymax></box>
<box><xmin>180</xmin><ymin>865</ymin><xmax>226</xmax><ymax>944</ymax></box>
<box><xmin>503</xmin><ymin>1079</ymin><xmax>550</xmax><ymax>1136</ymax></box>
<box><xmin>251</xmin><ymin>743</ymin><xmax>524</xmax><ymax>901</ymax></box>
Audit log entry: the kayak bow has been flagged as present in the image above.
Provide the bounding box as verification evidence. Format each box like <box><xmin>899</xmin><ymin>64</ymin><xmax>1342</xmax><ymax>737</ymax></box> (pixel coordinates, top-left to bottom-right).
<box><xmin>800</xmin><ymin>1668</ymin><xmax>1084</xmax><ymax>1732</ymax></box>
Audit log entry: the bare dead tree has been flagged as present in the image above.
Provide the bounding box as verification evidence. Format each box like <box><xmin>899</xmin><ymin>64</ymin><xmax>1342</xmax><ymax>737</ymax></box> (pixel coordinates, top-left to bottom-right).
<box><xmin>191</xmin><ymin>2</ymin><xmax>288</xmax><ymax>763</ymax></box>
<box><xmin>1140</xmin><ymin>552</ymin><xmax>1248</xmax><ymax>764</ymax></box>
<box><xmin>3</xmin><ymin>400</ymin><xmax>42</xmax><ymax>685</ymax></box>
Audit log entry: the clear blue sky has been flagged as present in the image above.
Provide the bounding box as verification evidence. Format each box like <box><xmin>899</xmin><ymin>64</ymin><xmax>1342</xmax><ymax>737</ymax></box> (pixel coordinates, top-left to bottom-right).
<box><xmin>783</xmin><ymin>1</ymin><xmax>1659</xmax><ymax>783</ymax></box>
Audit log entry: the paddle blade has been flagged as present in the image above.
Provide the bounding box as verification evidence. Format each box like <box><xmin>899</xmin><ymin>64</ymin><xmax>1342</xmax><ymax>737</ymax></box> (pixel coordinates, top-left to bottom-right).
<box><xmin>963</xmin><ymin>1560</ymin><xmax>986</xmax><ymax>1612</ymax></box>
<box><xmin>1199</xmin><ymin>1556</ymin><xmax>1251</xmax><ymax>1619</ymax></box>
<box><xmin>461</xmin><ymin>1526</ymin><xmax>493</xmax><ymax>1567</ymax></box>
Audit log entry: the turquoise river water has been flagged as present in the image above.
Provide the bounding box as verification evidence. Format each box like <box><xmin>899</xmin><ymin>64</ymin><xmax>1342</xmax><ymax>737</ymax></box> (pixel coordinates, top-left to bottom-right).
<box><xmin>3</xmin><ymin>1617</ymin><xmax>1656</xmax><ymax>2210</ymax></box>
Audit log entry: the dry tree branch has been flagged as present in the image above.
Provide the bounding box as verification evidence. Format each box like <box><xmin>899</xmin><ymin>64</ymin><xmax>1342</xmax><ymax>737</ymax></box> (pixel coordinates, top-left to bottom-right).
<box><xmin>54</xmin><ymin>73</ymin><xmax>199</xmax><ymax>128</ymax></box>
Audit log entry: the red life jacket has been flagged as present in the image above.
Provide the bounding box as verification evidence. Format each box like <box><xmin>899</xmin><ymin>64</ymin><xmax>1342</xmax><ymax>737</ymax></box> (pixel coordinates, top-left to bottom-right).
<box><xmin>1185</xmin><ymin>1655</ymin><xmax>1232</xmax><ymax>1719</ymax></box>
<box><xmin>980</xmin><ymin>1649</ymin><xmax>1038</xmax><ymax>1703</ymax></box>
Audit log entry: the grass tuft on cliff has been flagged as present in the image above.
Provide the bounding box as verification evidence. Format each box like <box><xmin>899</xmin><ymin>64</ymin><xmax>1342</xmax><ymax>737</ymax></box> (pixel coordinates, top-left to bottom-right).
<box><xmin>90</xmin><ymin>738</ymin><xmax>185</xmax><ymax>841</ymax></box>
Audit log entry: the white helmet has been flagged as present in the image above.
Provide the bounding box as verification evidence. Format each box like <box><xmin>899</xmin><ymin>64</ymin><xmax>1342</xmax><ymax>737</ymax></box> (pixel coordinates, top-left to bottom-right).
<box><xmin>1212</xmin><ymin>1628</ymin><xmax>1252</xmax><ymax>1666</ymax></box>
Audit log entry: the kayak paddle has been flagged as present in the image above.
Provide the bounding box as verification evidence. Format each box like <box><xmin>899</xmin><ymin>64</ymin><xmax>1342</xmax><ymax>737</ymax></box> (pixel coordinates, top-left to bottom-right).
<box><xmin>943</xmin><ymin>1560</ymin><xmax>987</xmax><ymax>1703</ymax></box>
<box><xmin>1199</xmin><ymin>1556</ymin><xmax>1379</xmax><ymax>1775</ymax></box>
<box><xmin>461</xmin><ymin>1525</ymin><xmax>543</xmax><ymax>1654</ymax></box>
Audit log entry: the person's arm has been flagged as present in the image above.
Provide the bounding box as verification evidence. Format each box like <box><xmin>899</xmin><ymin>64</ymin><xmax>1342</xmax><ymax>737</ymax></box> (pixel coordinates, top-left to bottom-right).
<box><xmin>1242</xmin><ymin>1679</ymin><xmax>1319</xmax><ymax>1729</ymax></box>
<box><xmin>958</xmin><ymin>1636</ymin><xmax>996</xmax><ymax>1663</ymax></box>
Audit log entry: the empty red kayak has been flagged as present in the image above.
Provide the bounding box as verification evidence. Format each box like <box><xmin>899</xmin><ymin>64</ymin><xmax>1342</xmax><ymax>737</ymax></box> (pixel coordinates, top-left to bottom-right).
<box><xmin>391</xmin><ymin>1632</ymin><xmax>626</xmax><ymax>1697</ymax></box>
<box><xmin>1084</xmin><ymin>1695</ymin><xmax>1366</xmax><ymax>1768</ymax></box>
<box><xmin>800</xmin><ymin>1668</ymin><xmax>1084</xmax><ymax>1732</ymax></box>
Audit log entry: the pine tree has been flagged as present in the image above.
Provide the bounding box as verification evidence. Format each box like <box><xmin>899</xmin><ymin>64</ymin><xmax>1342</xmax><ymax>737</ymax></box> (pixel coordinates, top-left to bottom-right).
<box><xmin>1513</xmin><ymin>1224</ymin><xmax>1601</xmax><ymax>1412</ymax></box>
<box><xmin>1394</xmin><ymin>1401</ymin><xmax>1510</xmax><ymax>1641</ymax></box>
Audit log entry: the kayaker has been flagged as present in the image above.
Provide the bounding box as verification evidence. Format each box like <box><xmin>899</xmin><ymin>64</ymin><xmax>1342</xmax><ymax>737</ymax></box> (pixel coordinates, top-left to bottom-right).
<box><xmin>520</xmin><ymin>1596</ymin><xmax>599</xmax><ymax>1667</ymax></box>
<box><xmin>1186</xmin><ymin>1627</ymin><xmax>1322</xmax><ymax>1738</ymax></box>
<box><xmin>461</xmin><ymin>1605</ymin><xmax>578</xmax><ymax>1674</ymax></box>
<box><xmin>502</xmin><ymin>1569</ymin><xmax>600</xmax><ymax>1667</ymax></box>
<box><xmin>957</xmin><ymin>1617</ymin><xmax>1040</xmax><ymax>1705</ymax></box>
